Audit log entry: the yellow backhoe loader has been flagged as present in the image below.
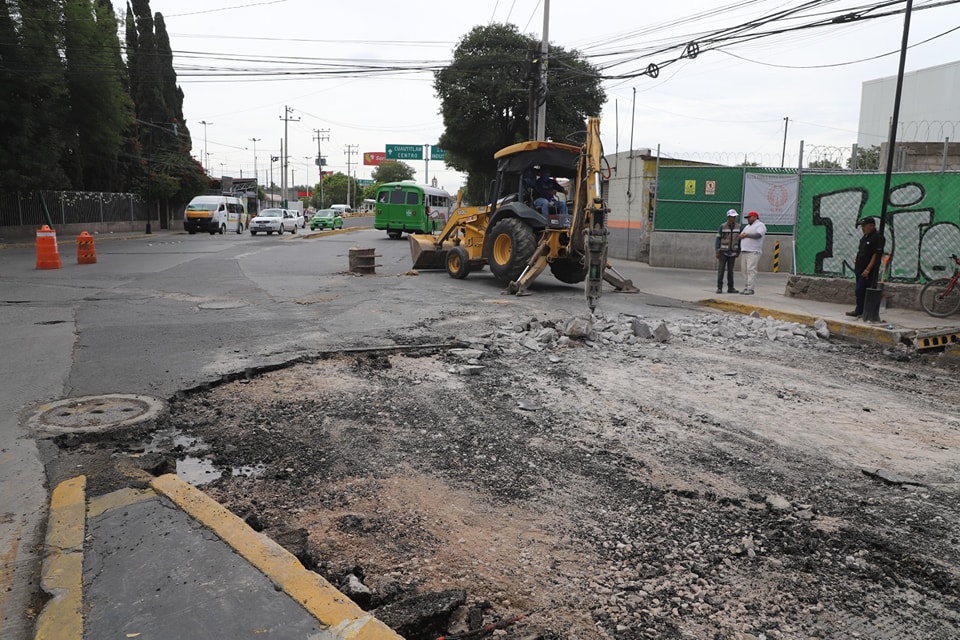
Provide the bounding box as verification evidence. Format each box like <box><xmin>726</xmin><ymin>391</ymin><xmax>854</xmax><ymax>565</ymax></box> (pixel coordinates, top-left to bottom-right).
<box><xmin>409</xmin><ymin>116</ymin><xmax>637</xmax><ymax>311</ymax></box>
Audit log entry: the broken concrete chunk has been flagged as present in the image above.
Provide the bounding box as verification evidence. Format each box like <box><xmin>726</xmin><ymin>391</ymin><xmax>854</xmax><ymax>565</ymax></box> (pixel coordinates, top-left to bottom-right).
<box><xmin>653</xmin><ymin>321</ymin><xmax>671</xmax><ymax>343</ymax></box>
<box><xmin>373</xmin><ymin>588</ymin><xmax>467</xmax><ymax>639</ymax></box>
<box><xmin>564</xmin><ymin>316</ymin><xmax>593</xmax><ymax>338</ymax></box>
<box><xmin>765</xmin><ymin>494</ymin><xmax>792</xmax><ymax>511</ymax></box>
<box><xmin>631</xmin><ymin>319</ymin><xmax>652</xmax><ymax>339</ymax></box>
<box><xmin>862</xmin><ymin>468</ymin><xmax>927</xmax><ymax>487</ymax></box>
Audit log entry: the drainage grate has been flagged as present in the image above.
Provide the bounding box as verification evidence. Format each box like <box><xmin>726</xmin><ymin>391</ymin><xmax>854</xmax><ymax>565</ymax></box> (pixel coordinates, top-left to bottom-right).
<box><xmin>914</xmin><ymin>330</ymin><xmax>960</xmax><ymax>350</ymax></box>
<box><xmin>26</xmin><ymin>394</ymin><xmax>166</xmax><ymax>435</ymax></box>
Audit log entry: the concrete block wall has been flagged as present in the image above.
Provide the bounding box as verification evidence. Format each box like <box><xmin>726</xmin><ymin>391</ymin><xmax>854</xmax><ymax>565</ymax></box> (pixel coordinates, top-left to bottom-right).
<box><xmin>786</xmin><ymin>276</ymin><xmax>923</xmax><ymax>311</ymax></box>
<box><xmin>649</xmin><ymin>231</ymin><xmax>795</xmax><ymax>273</ymax></box>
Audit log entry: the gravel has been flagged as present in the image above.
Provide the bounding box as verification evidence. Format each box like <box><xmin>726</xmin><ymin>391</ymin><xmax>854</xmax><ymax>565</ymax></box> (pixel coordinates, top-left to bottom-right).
<box><xmin>75</xmin><ymin>308</ymin><xmax>960</xmax><ymax>638</ymax></box>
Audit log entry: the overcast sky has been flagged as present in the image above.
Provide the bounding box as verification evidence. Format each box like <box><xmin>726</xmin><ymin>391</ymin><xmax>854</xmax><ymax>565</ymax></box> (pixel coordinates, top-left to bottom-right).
<box><xmin>133</xmin><ymin>0</ymin><xmax>960</xmax><ymax>192</ymax></box>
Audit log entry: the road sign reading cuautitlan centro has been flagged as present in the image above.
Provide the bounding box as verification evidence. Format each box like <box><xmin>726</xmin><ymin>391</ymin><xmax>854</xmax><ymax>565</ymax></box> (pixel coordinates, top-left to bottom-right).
<box><xmin>385</xmin><ymin>144</ymin><xmax>423</xmax><ymax>160</ymax></box>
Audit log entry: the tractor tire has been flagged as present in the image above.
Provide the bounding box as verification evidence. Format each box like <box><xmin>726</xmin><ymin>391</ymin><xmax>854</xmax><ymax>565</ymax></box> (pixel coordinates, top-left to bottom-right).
<box><xmin>487</xmin><ymin>218</ymin><xmax>536</xmax><ymax>283</ymax></box>
<box><xmin>549</xmin><ymin>258</ymin><xmax>588</xmax><ymax>284</ymax></box>
<box><xmin>446</xmin><ymin>246</ymin><xmax>471</xmax><ymax>280</ymax></box>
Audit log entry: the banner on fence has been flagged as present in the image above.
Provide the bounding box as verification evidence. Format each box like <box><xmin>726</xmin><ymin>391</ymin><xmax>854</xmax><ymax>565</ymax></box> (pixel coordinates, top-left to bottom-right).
<box><xmin>743</xmin><ymin>172</ymin><xmax>799</xmax><ymax>226</ymax></box>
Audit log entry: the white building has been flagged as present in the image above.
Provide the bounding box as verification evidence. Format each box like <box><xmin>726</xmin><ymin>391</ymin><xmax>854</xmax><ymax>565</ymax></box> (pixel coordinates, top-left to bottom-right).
<box><xmin>858</xmin><ymin>60</ymin><xmax>960</xmax><ymax>148</ymax></box>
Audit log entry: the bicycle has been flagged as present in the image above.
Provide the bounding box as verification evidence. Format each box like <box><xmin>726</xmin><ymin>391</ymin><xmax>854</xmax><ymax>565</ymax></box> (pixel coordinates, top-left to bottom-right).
<box><xmin>919</xmin><ymin>254</ymin><xmax>960</xmax><ymax>317</ymax></box>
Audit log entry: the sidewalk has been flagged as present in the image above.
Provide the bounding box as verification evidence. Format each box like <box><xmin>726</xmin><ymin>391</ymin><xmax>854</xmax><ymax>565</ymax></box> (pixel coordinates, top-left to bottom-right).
<box><xmin>36</xmin><ymin>474</ymin><xmax>401</xmax><ymax>640</ymax></box>
<box><xmin>608</xmin><ymin>258</ymin><xmax>960</xmax><ymax>352</ymax></box>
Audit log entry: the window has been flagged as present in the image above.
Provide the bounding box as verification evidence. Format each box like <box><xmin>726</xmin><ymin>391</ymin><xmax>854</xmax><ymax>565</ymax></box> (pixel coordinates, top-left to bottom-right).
<box><xmin>405</xmin><ymin>191</ymin><xmax>420</xmax><ymax>205</ymax></box>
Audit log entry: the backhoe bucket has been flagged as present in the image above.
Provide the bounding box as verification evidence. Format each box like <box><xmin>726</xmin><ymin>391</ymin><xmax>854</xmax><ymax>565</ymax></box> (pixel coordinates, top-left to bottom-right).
<box><xmin>409</xmin><ymin>234</ymin><xmax>449</xmax><ymax>270</ymax></box>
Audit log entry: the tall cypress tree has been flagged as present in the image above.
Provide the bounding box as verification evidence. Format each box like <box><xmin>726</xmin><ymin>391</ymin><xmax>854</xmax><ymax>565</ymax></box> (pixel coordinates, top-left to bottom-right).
<box><xmin>0</xmin><ymin>1</ymin><xmax>30</xmax><ymax>187</ymax></box>
<box><xmin>63</xmin><ymin>0</ymin><xmax>135</xmax><ymax>191</ymax></box>
<box><xmin>9</xmin><ymin>0</ymin><xmax>71</xmax><ymax>189</ymax></box>
<box><xmin>126</xmin><ymin>0</ymin><xmax>204</xmax><ymax>206</ymax></box>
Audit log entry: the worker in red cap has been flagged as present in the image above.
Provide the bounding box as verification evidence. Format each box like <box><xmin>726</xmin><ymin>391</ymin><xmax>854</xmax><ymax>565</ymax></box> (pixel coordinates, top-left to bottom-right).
<box><xmin>738</xmin><ymin>211</ymin><xmax>766</xmax><ymax>295</ymax></box>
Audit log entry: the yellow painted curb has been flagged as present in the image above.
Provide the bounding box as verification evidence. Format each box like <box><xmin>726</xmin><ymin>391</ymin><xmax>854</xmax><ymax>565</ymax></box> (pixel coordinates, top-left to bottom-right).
<box><xmin>149</xmin><ymin>474</ymin><xmax>402</xmax><ymax>640</ymax></box>
<box><xmin>34</xmin><ymin>476</ymin><xmax>85</xmax><ymax>640</ymax></box>
<box><xmin>700</xmin><ymin>298</ymin><xmax>901</xmax><ymax>346</ymax></box>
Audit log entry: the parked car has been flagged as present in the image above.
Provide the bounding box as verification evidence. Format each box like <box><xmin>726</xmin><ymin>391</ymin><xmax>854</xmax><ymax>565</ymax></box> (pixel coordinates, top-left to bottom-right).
<box><xmin>309</xmin><ymin>209</ymin><xmax>344</xmax><ymax>231</ymax></box>
<box><xmin>249</xmin><ymin>208</ymin><xmax>299</xmax><ymax>235</ymax></box>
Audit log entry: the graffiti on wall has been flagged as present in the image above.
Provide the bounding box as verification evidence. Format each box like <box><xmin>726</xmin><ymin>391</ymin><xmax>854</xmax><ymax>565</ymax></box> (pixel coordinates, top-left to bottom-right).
<box><xmin>797</xmin><ymin>173</ymin><xmax>960</xmax><ymax>283</ymax></box>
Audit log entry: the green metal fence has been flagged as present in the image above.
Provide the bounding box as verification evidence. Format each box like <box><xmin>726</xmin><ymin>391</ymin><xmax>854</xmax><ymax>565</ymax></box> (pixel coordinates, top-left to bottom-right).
<box><xmin>655</xmin><ymin>165</ymin><xmax>960</xmax><ymax>283</ymax></box>
<box><xmin>796</xmin><ymin>171</ymin><xmax>960</xmax><ymax>283</ymax></box>
<box><xmin>655</xmin><ymin>166</ymin><xmax>796</xmax><ymax>235</ymax></box>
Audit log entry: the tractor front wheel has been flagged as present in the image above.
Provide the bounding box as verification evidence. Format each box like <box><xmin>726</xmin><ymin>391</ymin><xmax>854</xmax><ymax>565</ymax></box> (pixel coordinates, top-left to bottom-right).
<box><xmin>487</xmin><ymin>218</ymin><xmax>536</xmax><ymax>283</ymax></box>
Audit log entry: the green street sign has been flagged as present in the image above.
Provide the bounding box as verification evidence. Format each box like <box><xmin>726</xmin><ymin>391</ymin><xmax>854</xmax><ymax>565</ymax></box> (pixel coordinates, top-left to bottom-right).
<box><xmin>356</xmin><ymin>179</ymin><xmax>373</xmax><ymax>186</ymax></box>
<box><xmin>385</xmin><ymin>144</ymin><xmax>423</xmax><ymax>160</ymax></box>
<box><xmin>429</xmin><ymin>146</ymin><xmax>446</xmax><ymax>161</ymax></box>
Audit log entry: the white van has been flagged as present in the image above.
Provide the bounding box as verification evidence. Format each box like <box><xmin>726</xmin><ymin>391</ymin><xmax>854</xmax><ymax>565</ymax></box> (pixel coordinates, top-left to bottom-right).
<box><xmin>331</xmin><ymin>204</ymin><xmax>352</xmax><ymax>216</ymax></box>
<box><xmin>184</xmin><ymin>195</ymin><xmax>248</xmax><ymax>235</ymax></box>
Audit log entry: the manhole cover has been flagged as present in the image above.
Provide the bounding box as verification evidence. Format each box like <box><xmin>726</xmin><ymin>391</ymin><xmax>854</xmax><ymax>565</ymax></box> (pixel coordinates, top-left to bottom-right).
<box><xmin>26</xmin><ymin>394</ymin><xmax>166</xmax><ymax>435</ymax></box>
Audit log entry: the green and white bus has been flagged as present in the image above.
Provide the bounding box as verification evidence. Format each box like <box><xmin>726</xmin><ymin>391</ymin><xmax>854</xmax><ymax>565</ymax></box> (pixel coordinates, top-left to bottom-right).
<box><xmin>373</xmin><ymin>182</ymin><xmax>453</xmax><ymax>238</ymax></box>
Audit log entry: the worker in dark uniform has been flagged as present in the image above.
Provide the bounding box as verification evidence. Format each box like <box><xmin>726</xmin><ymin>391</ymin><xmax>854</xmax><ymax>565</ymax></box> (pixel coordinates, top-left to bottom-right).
<box><xmin>846</xmin><ymin>216</ymin><xmax>883</xmax><ymax>318</ymax></box>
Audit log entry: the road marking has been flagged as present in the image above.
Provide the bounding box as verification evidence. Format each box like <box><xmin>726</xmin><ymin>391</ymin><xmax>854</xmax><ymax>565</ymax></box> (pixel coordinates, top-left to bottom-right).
<box><xmin>34</xmin><ymin>476</ymin><xmax>85</xmax><ymax>640</ymax></box>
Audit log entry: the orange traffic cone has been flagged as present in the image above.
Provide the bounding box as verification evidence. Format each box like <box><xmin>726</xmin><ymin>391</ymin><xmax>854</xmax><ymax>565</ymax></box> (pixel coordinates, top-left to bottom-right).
<box><xmin>77</xmin><ymin>231</ymin><xmax>97</xmax><ymax>264</ymax></box>
<box><xmin>36</xmin><ymin>225</ymin><xmax>62</xmax><ymax>270</ymax></box>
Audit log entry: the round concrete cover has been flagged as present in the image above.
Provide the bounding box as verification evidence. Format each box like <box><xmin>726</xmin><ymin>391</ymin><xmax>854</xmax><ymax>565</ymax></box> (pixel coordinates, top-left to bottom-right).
<box><xmin>26</xmin><ymin>394</ymin><xmax>166</xmax><ymax>435</ymax></box>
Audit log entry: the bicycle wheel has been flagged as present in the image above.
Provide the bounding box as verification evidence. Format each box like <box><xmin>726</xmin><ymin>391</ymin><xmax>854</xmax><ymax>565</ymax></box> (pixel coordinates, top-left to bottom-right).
<box><xmin>919</xmin><ymin>278</ymin><xmax>960</xmax><ymax>317</ymax></box>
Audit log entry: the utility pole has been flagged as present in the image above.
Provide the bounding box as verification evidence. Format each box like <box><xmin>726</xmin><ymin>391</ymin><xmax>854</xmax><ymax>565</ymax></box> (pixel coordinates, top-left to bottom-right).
<box><xmin>535</xmin><ymin>0</ymin><xmax>550</xmax><ymax>141</ymax></box>
<box><xmin>344</xmin><ymin>144</ymin><xmax>358</xmax><ymax>207</ymax></box>
<box><xmin>781</xmin><ymin>117</ymin><xmax>789</xmax><ymax>168</ymax></box>
<box><xmin>423</xmin><ymin>144</ymin><xmax>430</xmax><ymax>184</ymax></box>
<box><xmin>249</xmin><ymin>138</ymin><xmax>260</xmax><ymax>195</ymax></box>
<box><xmin>280</xmin><ymin>106</ymin><xmax>300</xmax><ymax>207</ymax></box>
<box><xmin>313</xmin><ymin>128</ymin><xmax>329</xmax><ymax>207</ymax></box>
<box><xmin>199</xmin><ymin>120</ymin><xmax>213</xmax><ymax>174</ymax></box>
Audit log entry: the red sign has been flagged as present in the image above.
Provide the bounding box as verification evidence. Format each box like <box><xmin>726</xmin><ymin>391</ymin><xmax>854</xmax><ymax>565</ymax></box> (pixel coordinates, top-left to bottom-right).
<box><xmin>363</xmin><ymin>152</ymin><xmax>386</xmax><ymax>166</ymax></box>
<box><xmin>297</xmin><ymin>190</ymin><xmax>312</xmax><ymax>198</ymax></box>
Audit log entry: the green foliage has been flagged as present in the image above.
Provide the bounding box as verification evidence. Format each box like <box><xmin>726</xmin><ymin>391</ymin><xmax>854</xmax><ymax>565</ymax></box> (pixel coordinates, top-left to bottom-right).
<box><xmin>0</xmin><ymin>0</ymin><xmax>194</xmax><ymax>199</ymax></box>
<box><xmin>9</xmin><ymin>0</ymin><xmax>71</xmax><ymax>189</ymax></box>
<box><xmin>808</xmin><ymin>158</ymin><xmax>842</xmax><ymax>169</ymax></box>
<box><xmin>319</xmin><ymin>173</ymin><xmax>360</xmax><ymax>207</ymax></box>
<box><xmin>848</xmin><ymin>145</ymin><xmax>880</xmax><ymax>170</ymax></box>
<box><xmin>372</xmin><ymin>161</ymin><xmax>415</xmax><ymax>183</ymax></box>
<box><xmin>63</xmin><ymin>0</ymin><xmax>135</xmax><ymax>190</ymax></box>
<box><xmin>434</xmin><ymin>23</ymin><xmax>605</xmax><ymax>202</ymax></box>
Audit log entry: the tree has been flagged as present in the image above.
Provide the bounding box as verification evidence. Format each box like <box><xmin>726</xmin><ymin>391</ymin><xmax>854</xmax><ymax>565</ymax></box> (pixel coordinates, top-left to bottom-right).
<box><xmin>127</xmin><ymin>0</ymin><xmax>197</xmax><ymax>215</ymax></box>
<box><xmin>12</xmin><ymin>0</ymin><xmax>72</xmax><ymax>189</ymax></box>
<box><xmin>372</xmin><ymin>161</ymin><xmax>415</xmax><ymax>184</ymax></box>
<box><xmin>808</xmin><ymin>158</ymin><xmax>842</xmax><ymax>170</ymax></box>
<box><xmin>319</xmin><ymin>172</ymin><xmax>359</xmax><ymax>207</ymax></box>
<box><xmin>434</xmin><ymin>23</ymin><xmax>604</xmax><ymax>202</ymax></box>
<box><xmin>63</xmin><ymin>0</ymin><xmax>135</xmax><ymax>191</ymax></box>
<box><xmin>848</xmin><ymin>145</ymin><xmax>880</xmax><ymax>170</ymax></box>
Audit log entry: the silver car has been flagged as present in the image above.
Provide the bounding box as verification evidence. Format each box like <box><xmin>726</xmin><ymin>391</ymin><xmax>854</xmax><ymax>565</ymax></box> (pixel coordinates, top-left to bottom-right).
<box><xmin>250</xmin><ymin>208</ymin><xmax>299</xmax><ymax>235</ymax></box>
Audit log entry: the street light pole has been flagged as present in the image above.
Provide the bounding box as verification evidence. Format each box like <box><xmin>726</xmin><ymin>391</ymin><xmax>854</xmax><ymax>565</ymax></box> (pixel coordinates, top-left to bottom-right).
<box><xmin>199</xmin><ymin>120</ymin><xmax>213</xmax><ymax>174</ymax></box>
<box><xmin>249</xmin><ymin>138</ymin><xmax>261</xmax><ymax>211</ymax></box>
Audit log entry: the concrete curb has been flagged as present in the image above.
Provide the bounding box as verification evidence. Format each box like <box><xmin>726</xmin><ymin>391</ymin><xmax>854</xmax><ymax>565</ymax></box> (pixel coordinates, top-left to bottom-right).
<box><xmin>34</xmin><ymin>475</ymin><xmax>401</xmax><ymax>640</ymax></box>
<box><xmin>700</xmin><ymin>297</ymin><xmax>903</xmax><ymax>346</ymax></box>
<box><xmin>149</xmin><ymin>474</ymin><xmax>401</xmax><ymax>640</ymax></box>
<box><xmin>34</xmin><ymin>476</ymin><xmax>85</xmax><ymax>640</ymax></box>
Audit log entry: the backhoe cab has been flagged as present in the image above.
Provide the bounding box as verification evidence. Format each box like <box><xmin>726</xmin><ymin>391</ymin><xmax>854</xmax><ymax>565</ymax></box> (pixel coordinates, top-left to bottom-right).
<box><xmin>408</xmin><ymin>117</ymin><xmax>637</xmax><ymax>311</ymax></box>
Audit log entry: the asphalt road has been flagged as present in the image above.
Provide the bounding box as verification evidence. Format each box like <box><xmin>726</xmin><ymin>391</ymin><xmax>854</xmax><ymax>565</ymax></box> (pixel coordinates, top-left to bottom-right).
<box><xmin>0</xmin><ymin>224</ymin><xmax>683</xmax><ymax>639</ymax></box>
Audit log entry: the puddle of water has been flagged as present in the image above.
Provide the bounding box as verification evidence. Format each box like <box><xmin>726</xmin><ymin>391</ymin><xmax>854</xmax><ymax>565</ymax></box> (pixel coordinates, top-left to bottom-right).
<box><xmin>144</xmin><ymin>427</ymin><xmax>203</xmax><ymax>454</ymax></box>
<box><xmin>176</xmin><ymin>456</ymin><xmax>222</xmax><ymax>486</ymax></box>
